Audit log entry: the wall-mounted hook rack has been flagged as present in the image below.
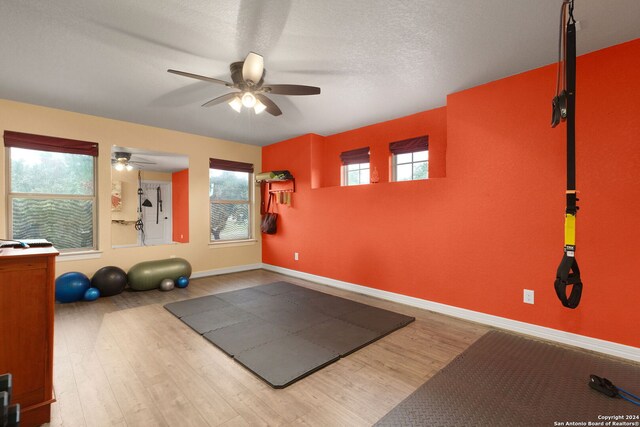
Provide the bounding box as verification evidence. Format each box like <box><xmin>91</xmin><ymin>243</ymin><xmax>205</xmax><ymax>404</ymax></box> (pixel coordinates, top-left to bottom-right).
<box><xmin>259</xmin><ymin>175</ymin><xmax>295</xmax><ymax>213</ymax></box>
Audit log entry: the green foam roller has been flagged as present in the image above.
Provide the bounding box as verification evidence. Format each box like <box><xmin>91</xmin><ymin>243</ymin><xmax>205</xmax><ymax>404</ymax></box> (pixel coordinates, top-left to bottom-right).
<box><xmin>128</xmin><ymin>258</ymin><xmax>192</xmax><ymax>291</ymax></box>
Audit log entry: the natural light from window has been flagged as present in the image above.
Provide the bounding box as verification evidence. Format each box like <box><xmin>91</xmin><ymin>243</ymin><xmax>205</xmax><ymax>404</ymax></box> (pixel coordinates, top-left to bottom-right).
<box><xmin>343</xmin><ymin>162</ymin><xmax>370</xmax><ymax>186</ymax></box>
<box><xmin>9</xmin><ymin>147</ymin><xmax>96</xmax><ymax>250</ymax></box>
<box><xmin>209</xmin><ymin>169</ymin><xmax>251</xmax><ymax>242</ymax></box>
<box><xmin>394</xmin><ymin>150</ymin><xmax>428</xmax><ymax>181</ymax></box>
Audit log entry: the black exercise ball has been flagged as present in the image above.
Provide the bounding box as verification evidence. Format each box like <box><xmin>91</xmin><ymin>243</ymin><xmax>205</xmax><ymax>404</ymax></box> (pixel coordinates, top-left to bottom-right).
<box><xmin>91</xmin><ymin>266</ymin><xmax>127</xmax><ymax>297</ymax></box>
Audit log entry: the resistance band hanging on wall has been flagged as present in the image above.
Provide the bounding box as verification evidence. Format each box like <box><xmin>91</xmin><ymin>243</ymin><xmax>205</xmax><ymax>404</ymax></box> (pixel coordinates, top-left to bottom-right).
<box><xmin>551</xmin><ymin>0</ymin><xmax>583</xmax><ymax>309</ymax></box>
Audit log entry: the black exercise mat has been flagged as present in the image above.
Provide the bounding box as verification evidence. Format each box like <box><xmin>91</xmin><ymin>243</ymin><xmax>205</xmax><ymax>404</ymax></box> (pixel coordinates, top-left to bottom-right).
<box><xmin>375</xmin><ymin>330</ymin><xmax>640</xmax><ymax>426</ymax></box>
<box><xmin>165</xmin><ymin>282</ymin><xmax>414</xmax><ymax>388</ymax></box>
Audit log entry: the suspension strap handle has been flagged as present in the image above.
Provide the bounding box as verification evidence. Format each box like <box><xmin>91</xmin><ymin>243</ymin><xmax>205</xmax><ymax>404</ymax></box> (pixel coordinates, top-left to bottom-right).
<box><xmin>554</xmin><ymin>249</ymin><xmax>582</xmax><ymax>308</ymax></box>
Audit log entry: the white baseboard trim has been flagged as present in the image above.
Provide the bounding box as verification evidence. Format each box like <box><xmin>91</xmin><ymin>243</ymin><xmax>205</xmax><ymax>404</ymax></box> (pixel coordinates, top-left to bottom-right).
<box><xmin>262</xmin><ymin>264</ymin><xmax>640</xmax><ymax>362</ymax></box>
<box><xmin>192</xmin><ymin>263</ymin><xmax>262</xmax><ymax>279</ymax></box>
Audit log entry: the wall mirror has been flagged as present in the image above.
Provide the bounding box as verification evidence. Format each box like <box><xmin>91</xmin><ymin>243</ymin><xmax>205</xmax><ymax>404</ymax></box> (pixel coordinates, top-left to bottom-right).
<box><xmin>110</xmin><ymin>146</ymin><xmax>189</xmax><ymax>247</ymax></box>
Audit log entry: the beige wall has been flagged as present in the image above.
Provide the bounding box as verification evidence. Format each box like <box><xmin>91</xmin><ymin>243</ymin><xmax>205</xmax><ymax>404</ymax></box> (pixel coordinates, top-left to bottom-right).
<box><xmin>0</xmin><ymin>99</ymin><xmax>262</xmax><ymax>277</ymax></box>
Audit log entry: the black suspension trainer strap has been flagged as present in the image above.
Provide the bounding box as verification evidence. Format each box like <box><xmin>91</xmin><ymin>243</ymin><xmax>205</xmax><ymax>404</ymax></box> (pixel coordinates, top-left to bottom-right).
<box><xmin>553</xmin><ymin>1</ymin><xmax>583</xmax><ymax>309</ymax></box>
<box><xmin>156</xmin><ymin>186</ymin><xmax>160</xmax><ymax>224</ymax></box>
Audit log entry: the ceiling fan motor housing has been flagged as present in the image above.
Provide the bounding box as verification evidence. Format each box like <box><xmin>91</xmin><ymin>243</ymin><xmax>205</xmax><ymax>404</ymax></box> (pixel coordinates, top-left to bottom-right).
<box><xmin>230</xmin><ymin>61</ymin><xmax>265</xmax><ymax>89</ymax></box>
<box><xmin>114</xmin><ymin>151</ymin><xmax>131</xmax><ymax>162</ymax></box>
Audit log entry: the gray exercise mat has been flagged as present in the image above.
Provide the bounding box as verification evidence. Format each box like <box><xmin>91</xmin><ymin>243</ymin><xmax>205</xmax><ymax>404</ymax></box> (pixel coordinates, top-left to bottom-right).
<box><xmin>280</xmin><ymin>286</ymin><xmax>327</xmax><ymax>304</ymax></box>
<box><xmin>235</xmin><ymin>334</ymin><xmax>340</xmax><ymax>388</ymax></box>
<box><xmin>164</xmin><ymin>294</ymin><xmax>231</xmax><ymax>318</ymax></box>
<box><xmin>203</xmin><ymin>318</ymin><xmax>290</xmax><ymax>356</ymax></box>
<box><xmin>180</xmin><ymin>305</ymin><xmax>256</xmax><ymax>334</ymax></box>
<box><xmin>165</xmin><ymin>281</ymin><xmax>414</xmax><ymax>388</ymax></box>
<box><xmin>303</xmin><ymin>294</ymin><xmax>371</xmax><ymax>317</ymax></box>
<box><xmin>256</xmin><ymin>281</ymin><xmax>300</xmax><ymax>295</ymax></box>
<box><xmin>375</xmin><ymin>330</ymin><xmax>640</xmax><ymax>426</ymax></box>
<box><xmin>255</xmin><ymin>305</ymin><xmax>332</xmax><ymax>333</ymax></box>
<box><xmin>236</xmin><ymin>295</ymin><xmax>301</xmax><ymax>317</ymax></box>
<box><xmin>295</xmin><ymin>318</ymin><xmax>379</xmax><ymax>356</ymax></box>
<box><xmin>339</xmin><ymin>305</ymin><xmax>418</xmax><ymax>335</ymax></box>
<box><xmin>215</xmin><ymin>287</ymin><xmax>267</xmax><ymax>304</ymax></box>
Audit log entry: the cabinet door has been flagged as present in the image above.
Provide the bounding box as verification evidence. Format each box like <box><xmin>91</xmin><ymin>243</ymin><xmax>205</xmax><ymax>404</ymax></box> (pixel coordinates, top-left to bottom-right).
<box><xmin>0</xmin><ymin>263</ymin><xmax>49</xmax><ymax>407</ymax></box>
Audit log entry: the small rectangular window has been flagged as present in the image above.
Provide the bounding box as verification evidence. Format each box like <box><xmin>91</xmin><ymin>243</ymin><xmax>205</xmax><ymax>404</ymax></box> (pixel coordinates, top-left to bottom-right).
<box><xmin>340</xmin><ymin>147</ymin><xmax>370</xmax><ymax>186</ymax></box>
<box><xmin>343</xmin><ymin>162</ymin><xmax>370</xmax><ymax>186</ymax></box>
<box><xmin>390</xmin><ymin>136</ymin><xmax>428</xmax><ymax>181</ymax></box>
<box><xmin>4</xmin><ymin>131</ymin><xmax>98</xmax><ymax>251</ymax></box>
<box><xmin>209</xmin><ymin>158</ymin><xmax>253</xmax><ymax>242</ymax></box>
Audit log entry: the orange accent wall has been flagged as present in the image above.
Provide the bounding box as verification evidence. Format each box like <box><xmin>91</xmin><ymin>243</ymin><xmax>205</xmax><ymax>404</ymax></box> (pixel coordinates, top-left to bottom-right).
<box><xmin>172</xmin><ymin>169</ymin><xmax>189</xmax><ymax>243</ymax></box>
<box><xmin>262</xmin><ymin>38</ymin><xmax>640</xmax><ymax>348</ymax></box>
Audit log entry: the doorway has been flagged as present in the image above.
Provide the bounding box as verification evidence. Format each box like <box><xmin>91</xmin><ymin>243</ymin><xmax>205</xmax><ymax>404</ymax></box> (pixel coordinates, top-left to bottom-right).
<box><xmin>138</xmin><ymin>181</ymin><xmax>172</xmax><ymax>245</ymax></box>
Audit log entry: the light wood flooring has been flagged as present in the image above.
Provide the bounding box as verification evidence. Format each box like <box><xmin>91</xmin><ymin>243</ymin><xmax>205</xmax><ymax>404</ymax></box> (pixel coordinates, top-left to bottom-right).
<box><xmin>48</xmin><ymin>269</ymin><xmax>489</xmax><ymax>426</ymax></box>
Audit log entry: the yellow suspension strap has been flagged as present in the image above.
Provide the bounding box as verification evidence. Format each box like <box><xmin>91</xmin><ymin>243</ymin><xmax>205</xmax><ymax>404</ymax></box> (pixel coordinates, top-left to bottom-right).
<box><xmin>552</xmin><ymin>0</ymin><xmax>583</xmax><ymax>309</ymax></box>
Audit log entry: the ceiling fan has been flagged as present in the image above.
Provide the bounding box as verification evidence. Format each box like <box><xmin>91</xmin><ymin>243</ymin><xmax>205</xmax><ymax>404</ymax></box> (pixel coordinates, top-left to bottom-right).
<box><xmin>167</xmin><ymin>52</ymin><xmax>321</xmax><ymax>116</ymax></box>
<box><xmin>111</xmin><ymin>152</ymin><xmax>155</xmax><ymax>171</ymax></box>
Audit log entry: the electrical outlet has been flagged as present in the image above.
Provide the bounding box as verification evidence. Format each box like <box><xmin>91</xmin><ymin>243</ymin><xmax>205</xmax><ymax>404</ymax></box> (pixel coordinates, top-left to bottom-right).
<box><xmin>294</xmin><ymin>252</ymin><xmax>299</xmax><ymax>261</ymax></box>
<box><xmin>523</xmin><ymin>289</ymin><xmax>535</xmax><ymax>304</ymax></box>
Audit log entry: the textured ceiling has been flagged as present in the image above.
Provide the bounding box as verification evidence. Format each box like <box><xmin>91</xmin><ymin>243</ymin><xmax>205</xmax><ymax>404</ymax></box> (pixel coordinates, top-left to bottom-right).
<box><xmin>1</xmin><ymin>1</ymin><xmax>639</xmax><ymax>146</ymax></box>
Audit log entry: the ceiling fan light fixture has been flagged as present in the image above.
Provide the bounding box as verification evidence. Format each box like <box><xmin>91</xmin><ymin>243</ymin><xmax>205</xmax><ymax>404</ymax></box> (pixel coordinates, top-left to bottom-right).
<box><xmin>229</xmin><ymin>96</ymin><xmax>242</xmax><ymax>112</ymax></box>
<box><xmin>254</xmin><ymin>99</ymin><xmax>267</xmax><ymax>114</ymax></box>
<box><xmin>114</xmin><ymin>162</ymin><xmax>125</xmax><ymax>171</ymax></box>
<box><xmin>125</xmin><ymin>163</ymin><xmax>134</xmax><ymax>171</ymax></box>
<box><xmin>241</xmin><ymin>92</ymin><xmax>257</xmax><ymax>108</ymax></box>
<box><xmin>242</xmin><ymin>52</ymin><xmax>264</xmax><ymax>86</ymax></box>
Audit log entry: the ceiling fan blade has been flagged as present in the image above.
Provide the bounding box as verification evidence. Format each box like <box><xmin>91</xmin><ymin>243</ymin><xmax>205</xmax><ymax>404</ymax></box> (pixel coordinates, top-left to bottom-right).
<box><xmin>167</xmin><ymin>69</ymin><xmax>232</xmax><ymax>87</ymax></box>
<box><xmin>242</xmin><ymin>52</ymin><xmax>264</xmax><ymax>86</ymax></box>
<box><xmin>264</xmin><ymin>84</ymin><xmax>321</xmax><ymax>96</ymax></box>
<box><xmin>201</xmin><ymin>92</ymin><xmax>240</xmax><ymax>107</ymax></box>
<box><xmin>255</xmin><ymin>94</ymin><xmax>282</xmax><ymax>116</ymax></box>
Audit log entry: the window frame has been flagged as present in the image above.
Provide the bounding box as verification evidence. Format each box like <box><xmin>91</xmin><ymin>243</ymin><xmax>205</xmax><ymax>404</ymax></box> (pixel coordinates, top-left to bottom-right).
<box><xmin>6</xmin><ymin>147</ymin><xmax>98</xmax><ymax>252</ymax></box>
<box><xmin>391</xmin><ymin>150</ymin><xmax>429</xmax><ymax>182</ymax></box>
<box><xmin>389</xmin><ymin>135</ymin><xmax>429</xmax><ymax>182</ymax></box>
<box><xmin>340</xmin><ymin>146</ymin><xmax>370</xmax><ymax>187</ymax></box>
<box><xmin>341</xmin><ymin>162</ymin><xmax>370</xmax><ymax>186</ymax></box>
<box><xmin>209</xmin><ymin>160</ymin><xmax>254</xmax><ymax>244</ymax></box>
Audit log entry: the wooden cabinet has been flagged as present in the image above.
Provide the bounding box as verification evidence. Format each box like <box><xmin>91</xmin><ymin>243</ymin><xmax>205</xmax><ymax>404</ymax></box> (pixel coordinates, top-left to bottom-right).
<box><xmin>0</xmin><ymin>247</ymin><xmax>58</xmax><ymax>427</ymax></box>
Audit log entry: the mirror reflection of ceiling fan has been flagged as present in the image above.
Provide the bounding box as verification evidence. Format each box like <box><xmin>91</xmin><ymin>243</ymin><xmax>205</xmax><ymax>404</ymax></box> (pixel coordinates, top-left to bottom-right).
<box><xmin>168</xmin><ymin>52</ymin><xmax>321</xmax><ymax>116</ymax></box>
<box><xmin>111</xmin><ymin>151</ymin><xmax>155</xmax><ymax>171</ymax></box>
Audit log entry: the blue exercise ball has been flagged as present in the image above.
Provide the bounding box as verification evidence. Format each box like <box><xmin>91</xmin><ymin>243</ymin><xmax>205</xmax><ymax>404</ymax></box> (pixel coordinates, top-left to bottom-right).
<box><xmin>91</xmin><ymin>266</ymin><xmax>127</xmax><ymax>297</ymax></box>
<box><xmin>84</xmin><ymin>287</ymin><xmax>101</xmax><ymax>301</ymax></box>
<box><xmin>176</xmin><ymin>275</ymin><xmax>189</xmax><ymax>288</ymax></box>
<box><xmin>55</xmin><ymin>272</ymin><xmax>91</xmax><ymax>303</ymax></box>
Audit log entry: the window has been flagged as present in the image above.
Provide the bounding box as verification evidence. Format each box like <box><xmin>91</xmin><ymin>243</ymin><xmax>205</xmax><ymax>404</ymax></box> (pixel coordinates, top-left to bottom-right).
<box><xmin>390</xmin><ymin>136</ymin><xmax>429</xmax><ymax>181</ymax></box>
<box><xmin>4</xmin><ymin>131</ymin><xmax>98</xmax><ymax>251</ymax></box>
<box><xmin>209</xmin><ymin>158</ymin><xmax>253</xmax><ymax>242</ymax></box>
<box><xmin>343</xmin><ymin>163</ymin><xmax>370</xmax><ymax>186</ymax></box>
<box><xmin>340</xmin><ymin>146</ymin><xmax>370</xmax><ymax>186</ymax></box>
